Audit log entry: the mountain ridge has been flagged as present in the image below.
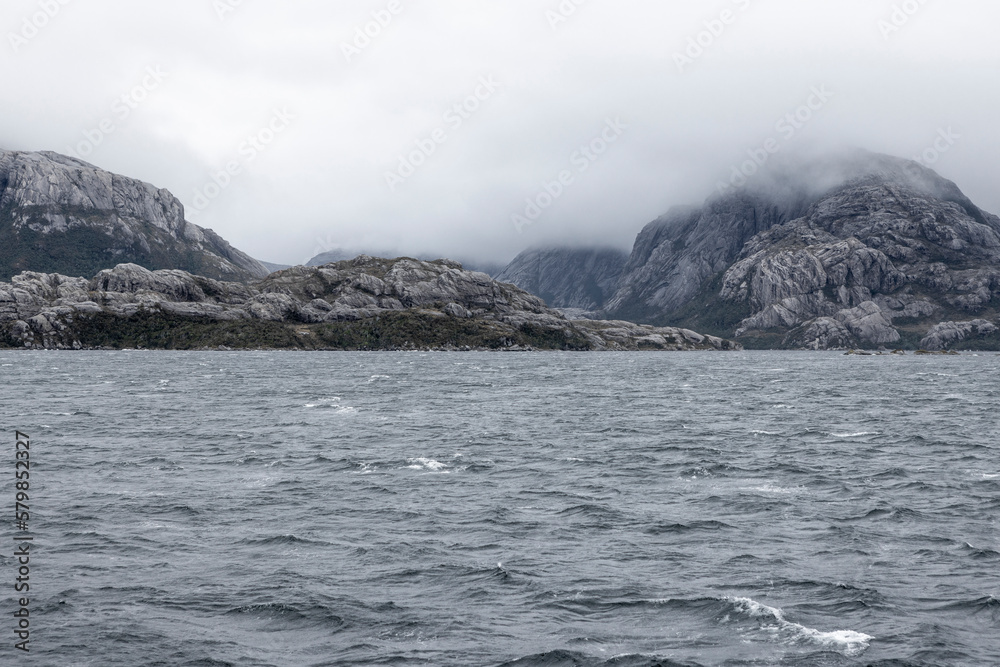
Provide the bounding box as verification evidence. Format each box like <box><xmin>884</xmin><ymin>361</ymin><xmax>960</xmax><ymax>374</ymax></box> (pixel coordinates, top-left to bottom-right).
<box><xmin>499</xmin><ymin>150</ymin><xmax>1000</xmax><ymax>350</ymax></box>
<box><xmin>0</xmin><ymin>149</ymin><xmax>269</xmax><ymax>282</ymax></box>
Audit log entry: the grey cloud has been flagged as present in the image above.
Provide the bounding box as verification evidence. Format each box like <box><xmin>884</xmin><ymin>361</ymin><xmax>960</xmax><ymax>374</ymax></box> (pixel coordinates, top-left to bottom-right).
<box><xmin>2</xmin><ymin>0</ymin><xmax>998</xmax><ymax>267</ymax></box>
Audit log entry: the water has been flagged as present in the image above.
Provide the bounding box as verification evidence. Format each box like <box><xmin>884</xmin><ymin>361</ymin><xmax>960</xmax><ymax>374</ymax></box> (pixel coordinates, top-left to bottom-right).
<box><xmin>2</xmin><ymin>350</ymin><xmax>999</xmax><ymax>666</ymax></box>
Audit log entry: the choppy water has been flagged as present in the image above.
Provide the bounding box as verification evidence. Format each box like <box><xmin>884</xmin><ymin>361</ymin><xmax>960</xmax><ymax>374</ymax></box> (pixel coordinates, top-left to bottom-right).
<box><xmin>2</xmin><ymin>350</ymin><xmax>999</xmax><ymax>666</ymax></box>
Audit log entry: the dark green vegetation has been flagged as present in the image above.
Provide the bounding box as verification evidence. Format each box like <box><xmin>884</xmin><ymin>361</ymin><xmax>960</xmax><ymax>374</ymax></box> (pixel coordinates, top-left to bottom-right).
<box><xmin>60</xmin><ymin>310</ymin><xmax>595</xmax><ymax>351</ymax></box>
<box><xmin>0</xmin><ymin>205</ymin><xmax>248</xmax><ymax>282</ymax></box>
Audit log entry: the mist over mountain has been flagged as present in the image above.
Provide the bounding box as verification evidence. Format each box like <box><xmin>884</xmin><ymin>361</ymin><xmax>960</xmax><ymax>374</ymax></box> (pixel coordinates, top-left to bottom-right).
<box><xmin>307</xmin><ymin>248</ymin><xmax>506</xmax><ymax>277</ymax></box>
<box><xmin>6</xmin><ymin>144</ymin><xmax>1000</xmax><ymax>349</ymax></box>
<box><xmin>499</xmin><ymin>149</ymin><xmax>1000</xmax><ymax>349</ymax></box>
<box><xmin>495</xmin><ymin>247</ymin><xmax>629</xmax><ymax>311</ymax></box>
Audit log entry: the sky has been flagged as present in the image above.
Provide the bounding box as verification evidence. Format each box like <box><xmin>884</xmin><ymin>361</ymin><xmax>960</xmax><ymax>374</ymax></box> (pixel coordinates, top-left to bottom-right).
<box><xmin>3</xmin><ymin>0</ymin><xmax>999</xmax><ymax>267</ymax></box>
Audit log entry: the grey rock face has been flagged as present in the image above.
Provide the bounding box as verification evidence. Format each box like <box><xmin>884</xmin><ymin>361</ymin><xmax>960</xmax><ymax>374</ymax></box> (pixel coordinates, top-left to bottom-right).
<box><xmin>919</xmin><ymin>319</ymin><xmax>998</xmax><ymax>350</ymax></box>
<box><xmin>557</xmin><ymin>150</ymin><xmax>1000</xmax><ymax>348</ymax></box>
<box><xmin>783</xmin><ymin>318</ymin><xmax>857</xmax><ymax>350</ymax></box>
<box><xmin>603</xmin><ymin>194</ymin><xmax>798</xmax><ymax>320</ymax></box>
<box><xmin>0</xmin><ymin>150</ymin><xmax>268</xmax><ymax>282</ymax></box>
<box><xmin>0</xmin><ymin>257</ymin><xmax>740</xmax><ymax>351</ymax></box>
<box><xmin>495</xmin><ymin>247</ymin><xmax>629</xmax><ymax>310</ymax></box>
<box><xmin>717</xmin><ymin>171</ymin><xmax>1000</xmax><ymax>346</ymax></box>
<box><xmin>835</xmin><ymin>301</ymin><xmax>900</xmax><ymax>345</ymax></box>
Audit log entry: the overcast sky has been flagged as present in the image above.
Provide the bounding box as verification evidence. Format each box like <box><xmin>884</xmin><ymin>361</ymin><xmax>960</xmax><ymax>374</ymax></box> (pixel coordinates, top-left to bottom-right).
<box><xmin>3</xmin><ymin>0</ymin><xmax>999</xmax><ymax>266</ymax></box>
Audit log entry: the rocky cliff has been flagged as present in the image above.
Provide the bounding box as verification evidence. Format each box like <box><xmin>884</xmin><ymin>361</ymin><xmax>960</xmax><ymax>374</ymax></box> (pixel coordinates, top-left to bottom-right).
<box><xmin>518</xmin><ymin>151</ymin><xmax>1000</xmax><ymax>349</ymax></box>
<box><xmin>0</xmin><ymin>150</ymin><xmax>268</xmax><ymax>282</ymax></box>
<box><xmin>495</xmin><ymin>247</ymin><xmax>628</xmax><ymax>311</ymax></box>
<box><xmin>0</xmin><ymin>256</ymin><xmax>740</xmax><ymax>351</ymax></box>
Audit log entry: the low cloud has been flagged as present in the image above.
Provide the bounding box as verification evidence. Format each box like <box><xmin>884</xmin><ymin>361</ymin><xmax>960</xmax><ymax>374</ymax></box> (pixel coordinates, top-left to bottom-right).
<box><xmin>2</xmin><ymin>0</ymin><xmax>998</xmax><ymax>266</ymax></box>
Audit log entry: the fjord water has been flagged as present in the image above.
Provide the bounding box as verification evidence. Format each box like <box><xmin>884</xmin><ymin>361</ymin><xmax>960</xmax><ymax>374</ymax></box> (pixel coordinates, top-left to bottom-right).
<box><xmin>3</xmin><ymin>351</ymin><xmax>999</xmax><ymax>667</ymax></box>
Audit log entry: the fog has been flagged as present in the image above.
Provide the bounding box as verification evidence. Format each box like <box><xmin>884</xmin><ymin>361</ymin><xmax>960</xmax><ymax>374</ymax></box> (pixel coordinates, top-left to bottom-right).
<box><xmin>3</xmin><ymin>0</ymin><xmax>998</xmax><ymax>266</ymax></box>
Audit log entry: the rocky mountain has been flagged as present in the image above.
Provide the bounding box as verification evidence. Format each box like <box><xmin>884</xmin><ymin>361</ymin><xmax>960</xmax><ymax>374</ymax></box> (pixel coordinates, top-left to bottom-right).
<box><xmin>308</xmin><ymin>248</ymin><xmax>505</xmax><ymax>277</ymax></box>
<box><xmin>0</xmin><ymin>256</ymin><xmax>740</xmax><ymax>351</ymax></box>
<box><xmin>514</xmin><ymin>151</ymin><xmax>1000</xmax><ymax>350</ymax></box>
<box><xmin>0</xmin><ymin>150</ymin><xmax>269</xmax><ymax>282</ymax></box>
<box><xmin>495</xmin><ymin>247</ymin><xmax>628</xmax><ymax>311</ymax></box>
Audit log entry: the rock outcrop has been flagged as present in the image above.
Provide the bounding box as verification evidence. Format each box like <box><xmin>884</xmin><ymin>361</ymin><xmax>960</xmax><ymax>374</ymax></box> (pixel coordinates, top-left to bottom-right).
<box><xmin>919</xmin><ymin>319</ymin><xmax>999</xmax><ymax>350</ymax></box>
<box><xmin>709</xmin><ymin>161</ymin><xmax>1000</xmax><ymax>348</ymax></box>
<box><xmin>518</xmin><ymin>150</ymin><xmax>1000</xmax><ymax>349</ymax></box>
<box><xmin>0</xmin><ymin>257</ymin><xmax>740</xmax><ymax>351</ymax></box>
<box><xmin>0</xmin><ymin>150</ymin><xmax>268</xmax><ymax>282</ymax></box>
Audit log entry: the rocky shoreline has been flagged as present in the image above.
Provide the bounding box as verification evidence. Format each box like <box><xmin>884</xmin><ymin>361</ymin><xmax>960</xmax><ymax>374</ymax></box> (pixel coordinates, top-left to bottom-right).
<box><xmin>0</xmin><ymin>257</ymin><xmax>741</xmax><ymax>352</ymax></box>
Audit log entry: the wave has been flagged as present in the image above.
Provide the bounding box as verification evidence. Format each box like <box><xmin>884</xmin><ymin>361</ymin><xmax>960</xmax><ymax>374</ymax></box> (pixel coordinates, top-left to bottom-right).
<box><xmin>496</xmin><ymin>649</ymin><xmax>697</xmax><ymax>667</ymax></box>
<box><xmin>225</xmin><ymin>602</ymin><xmax>345</xmax><ymax>630</ymax></box>
<box><xmin>962</xmin><ymin>542</ymin><xmax>1000</xmax><ymax>560</ymax></box>
<box><xmin>724</xmin><ymin>596</ymin><xmax>873</xmax><ymax>657</ymax></box>
<box><xmin>644</xmin><ymin>520</ymin><xmax>734</xmax><ymax>535</ymax></box>
<box><xmin>935</xmin><ymin>595</ymin><xmax>1000</xmax><ymax>614</ymax></box>
<box><xmin>238</xmin><ymin>534</ymin><xmax>330</xmax><ymax>547</ymax></box>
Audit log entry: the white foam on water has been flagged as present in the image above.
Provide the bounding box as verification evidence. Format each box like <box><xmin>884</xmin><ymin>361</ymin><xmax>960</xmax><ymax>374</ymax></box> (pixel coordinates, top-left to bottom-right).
<box><xmin>406</xmin><ymin>457</ymin><xmax>450</xmax><ymax>473</ymax></box>
<box><xmin>305</xmin><ymin>397</ymin><xmax>350</xmax><ymax>411</ymax></box>
<box><xmin>750</xmin><ymin>430</ymin><xmax>781</xmax><ymax>436</ymax></box>
<box><xmin>369</xmin><ymin>374</ymin><xmax>390</xmax><ymax>382</ymax></box>
<box><xmin>829</xmin><ymin>431</ymin><xmax>879</xmax><ymax>438</ymax></box>
<box><xmin>746</xmin><ymin>483</ymin><xmax>800</xmax><ymax>495</ymax></box>
<box><xmin>727</xmin><ymin>596</ymin><xmax>873</xmax><ymax>657</ymax></box>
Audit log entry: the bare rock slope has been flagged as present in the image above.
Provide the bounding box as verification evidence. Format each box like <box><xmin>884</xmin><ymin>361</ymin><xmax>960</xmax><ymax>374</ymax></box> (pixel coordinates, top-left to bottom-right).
<box><xmin>495</xmin><ymin>247</ymin><xmax>629</xmax><ymax>311</ymax></box>
<box><xmin>0</xmin><ymin>150</ymin><xmax>268</xmax><ymax>282</ymax></box>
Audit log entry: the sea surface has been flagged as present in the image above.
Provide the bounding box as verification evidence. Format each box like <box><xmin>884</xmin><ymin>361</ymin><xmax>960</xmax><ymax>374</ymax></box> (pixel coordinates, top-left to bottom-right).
<box><xmin>1</xmin><ymin>350</ymin><xmax>999</xmax><ymax>666</ymax></box>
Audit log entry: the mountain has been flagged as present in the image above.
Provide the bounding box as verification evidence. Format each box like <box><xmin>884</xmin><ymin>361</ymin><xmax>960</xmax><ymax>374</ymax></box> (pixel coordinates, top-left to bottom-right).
<box><xmin>259</xmin><ymin>261</ymin><xmax>293</xmax><ymax>274</ymax></box>
<box><xmin>0</xmin><ymin>257</ymin><xmax>740</xmax><ymax>352</ymax></box>
<box><xmin>511</xmin><ymin>150</ymin><xmax>1000</xmax><ymax>350</ymax></box>
<box><xmin>495</xmin><ymin>247</ymin><xmax>628</xmax><ymax>311</ymax></box>
<box><xmin>308</xmin><ymin>248</ymin><xmax>505</xmax><ymax>277</ymax></box>
<box><xmin>0</xmin><ymin>150</ymin><xmax>269</xmax><ymax>282</ymax></box>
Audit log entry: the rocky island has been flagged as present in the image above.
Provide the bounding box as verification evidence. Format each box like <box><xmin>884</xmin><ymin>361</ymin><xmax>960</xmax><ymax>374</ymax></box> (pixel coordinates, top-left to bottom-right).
<box><xmin>0</xmin><ymin>258</ymin><xmax>739</xmax><ymax>351</ymax></box>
